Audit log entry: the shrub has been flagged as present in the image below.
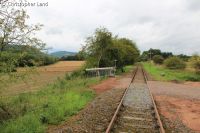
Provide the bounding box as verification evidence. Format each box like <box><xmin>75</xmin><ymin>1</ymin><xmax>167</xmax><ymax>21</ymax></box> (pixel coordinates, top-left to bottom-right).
<box><xmin>184</xmin><ymin>75</ymin><xmax>200</xmax><ymax>81</ymax></box>
<box><xmin>65</xmin><ymin>70</ymin><xmax>85</xmax><ymax>80</ymax></box>
<box><xmin>0</xmin><ymin>52</ymin><xmax>19</xmax><ymax>72</ymax></box>
<box><xmin>164</xmin><ymin>56</ymin><xmax>186</xmax><ymax>69</ymax></box>
<box><xmin>152</xmin><ymin>55</ymin><xmax>164</xmax><ymax>64</ymax></box>
<box><xmin>189</xmin><ymin>55</ymin><xmax>200</xmax><ymax>74</ymax></box>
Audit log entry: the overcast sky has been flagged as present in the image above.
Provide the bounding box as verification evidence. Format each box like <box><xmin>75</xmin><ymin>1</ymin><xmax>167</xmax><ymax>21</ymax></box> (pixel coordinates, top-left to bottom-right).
<box><xmin>24</xmin><ymin>0</ymin><xmax>200</xmax><ymax>55</ymax></box>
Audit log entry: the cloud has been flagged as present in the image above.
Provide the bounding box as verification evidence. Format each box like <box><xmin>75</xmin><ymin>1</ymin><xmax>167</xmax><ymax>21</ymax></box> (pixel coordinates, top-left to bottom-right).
<box><xmin>25</xmin><ymin>0</ymin><xmax>200</xmax><ymax>55</ymax></box>
<box><xmin>186</xmin><ymin>0</ymin><xmax>200</xmax><ymax>11</ymax></box>
<box><xmin>46</xmin><ymin>28</ymin><xmax>63</xmax><ymax>35</ymax></box>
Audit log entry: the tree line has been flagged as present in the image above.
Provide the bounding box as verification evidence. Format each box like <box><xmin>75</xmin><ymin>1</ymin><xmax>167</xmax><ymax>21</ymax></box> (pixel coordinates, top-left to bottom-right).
<box><xmin>141</xmin><ymin>48</ymin><xmax>200</xmax><ymax>74</ymax></box>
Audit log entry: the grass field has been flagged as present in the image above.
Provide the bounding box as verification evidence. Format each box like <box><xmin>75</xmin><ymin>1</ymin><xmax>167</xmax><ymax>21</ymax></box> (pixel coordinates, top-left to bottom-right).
<box><xmin>143</xmin><ymin>62</ymin><xmax>200</xmax><ymax>82</ymax></box>
<box><xmin>0</xmin><ymin>61</ymin><xmax>85</xmax><ymax>96</ymax></box>
<box><xmin>0</xmin><ymin>76</ymin><xmax>101</xmax><ymax>133</ymax></box>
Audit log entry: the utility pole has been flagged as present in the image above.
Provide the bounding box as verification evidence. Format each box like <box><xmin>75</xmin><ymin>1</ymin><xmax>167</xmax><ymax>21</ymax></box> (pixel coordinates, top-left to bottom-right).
<box><xmin>148</xmin><ymin>49</ymin><xmax>153</xmax><ymax>69</ymax></box>
<box><xmin>114</xmin><ymin>60</ymin><xmax>117</xmax><ymax>76</ymax></box>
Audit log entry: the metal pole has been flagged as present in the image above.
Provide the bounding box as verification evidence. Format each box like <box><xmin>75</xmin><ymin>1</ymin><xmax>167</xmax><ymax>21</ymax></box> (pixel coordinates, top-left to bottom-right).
<box><xmin>114</xmin><ymin>60</ymin><xmax>116</xmax><ymax>68</ymax></box>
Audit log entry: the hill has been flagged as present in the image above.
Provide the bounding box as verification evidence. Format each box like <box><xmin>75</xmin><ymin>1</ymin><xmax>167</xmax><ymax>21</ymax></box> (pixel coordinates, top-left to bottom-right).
<box><xmin>50</xmin><ymin>51</ymin><xmax>77</xmax><ymax>58</ymax></box>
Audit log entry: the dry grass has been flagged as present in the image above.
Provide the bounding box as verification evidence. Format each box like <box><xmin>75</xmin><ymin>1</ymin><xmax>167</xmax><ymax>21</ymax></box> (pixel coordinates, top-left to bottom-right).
<box><xmin>1</xmin><ymin>61</ymin><xmax>85</xmax><ymax>96</ymax></box>
<box><xmin>18</xmin><ymin>61</ymin><xmax>85</xmax><ymax>72</ymax></box>
<box><xmin>36</xmin><ymin>61</ymin><xmax>85</xmax><ymax>72</ymax></box>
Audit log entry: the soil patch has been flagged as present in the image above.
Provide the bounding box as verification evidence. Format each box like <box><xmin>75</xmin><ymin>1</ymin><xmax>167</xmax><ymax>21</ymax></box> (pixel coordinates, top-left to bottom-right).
<box><xmin>155</xmin><ymin>95</ymin><xmax>200</xmax><ymax>132</ymax></box>
<box><xmin>91</xmin><ymin>74</ymin><xmax>132</xmax><ymax>94</ymax></box>
<box><xmin>148</xmin><ymin>81</ymin><xmax>200</xmax><ymax>132</ymax></box>
<box><xmin>184</xmin><ymin>82</ymin><xmax>200</xmax><ymax>88</ymax></box>
<box><xmin>148</xmin><ymin>81</ymin><xmax>200</xmax><ymax>100</ymax></box>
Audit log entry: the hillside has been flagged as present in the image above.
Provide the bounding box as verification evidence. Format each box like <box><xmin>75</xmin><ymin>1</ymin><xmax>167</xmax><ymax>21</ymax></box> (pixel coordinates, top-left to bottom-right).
<box><xmin>50</xmin><ymin>51</ymin><xmax>77</xmax><ymax>58</ymax></box>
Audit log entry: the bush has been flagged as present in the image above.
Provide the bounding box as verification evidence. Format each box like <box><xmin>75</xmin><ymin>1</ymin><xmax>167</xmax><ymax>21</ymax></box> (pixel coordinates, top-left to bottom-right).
<box><xmin>0</xmin><ymin>52</ymin><xmax>19</xmax><ymax>72</ymax></box>
<box><xmin>1</xmin><ymin>45</ymin><xmax>58</xmax><ymax>69</ymax></box>
<box><xmin>65</xmin><ymin>70</ymin><xmax>85</xmax><ymax>80</ymax></box>
<box><xmin>184</xmin><ymin>75</ymin><xmax>200</xmax><ymax>81</ymax></box>
<box><xmin>164</xmin><ymin>56</ymin><xmax>186</xmax><ymax>69</ymax></box>
<box><xmin>152</xmin><ymin>55</ymin><xmax>164</xmax><ymax>64</ymax></box>
<box><xmin>189</xmin><ymin>55</ymin><xmax>200</xmax><ymax>74</ymax></box>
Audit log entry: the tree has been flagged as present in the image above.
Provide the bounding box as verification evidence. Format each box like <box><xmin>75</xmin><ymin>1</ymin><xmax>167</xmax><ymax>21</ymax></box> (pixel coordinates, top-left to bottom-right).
<box><xmin>149</xmin><ymin>48</ymin><xmax>161</xmax><ymax>58</ymax></box>
<box><xmin>177</xmin><ymin>54</ymin><xmax>191</xmax><ymax>61</ymax></box>
<box><xmin>0</xmin><ymin>0</ymin><xmax>44</xmax><ymax>72</ymax></box>
<box><xmin>111</xmin><ymin>38</ymin><xmax>140</xmax><ymax>69</ymax></box>
<box><xmin>140</xmin><ymin>49</ymin><xmax>173</xmax><ymax>61</ymax></box>
<box><xmin>0</xmin><ymin>3</ymin><xmax>44</xmax><ymax>52</ymax></box>
<box><xmin>152</xmin><ymin>55</ymin><xmax>164</xmax><ymax>64</ymax></box>
<box><xmin>140</xmin><ymin>49</ymin><xmax>161</xmax><ymax>61</ymax></box>
<box><xmin>84</xmin><ymin>27</ymin><xmax>112</xmax><ymax>67</ymax></box>
<box><xmin>161</xmin><ymin>52</ymin><xmax>173</xmax><ymax>59</ymax></box>
<box><xmin>164</xmin><ymin>56</ymin><xmax>186</xmax><ymax>69</ymax></box>
<box><xmin>60</xmin><ymin>54</ymin><xmax>84</xmax><ymax>61</ymax></box>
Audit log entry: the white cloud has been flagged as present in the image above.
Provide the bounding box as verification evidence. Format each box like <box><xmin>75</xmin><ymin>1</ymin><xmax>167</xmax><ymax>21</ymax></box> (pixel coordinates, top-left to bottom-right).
<box><xmin>24</xmin><ymin>0</ymin><xmax>200</xmax><ymax>55</ymax></box>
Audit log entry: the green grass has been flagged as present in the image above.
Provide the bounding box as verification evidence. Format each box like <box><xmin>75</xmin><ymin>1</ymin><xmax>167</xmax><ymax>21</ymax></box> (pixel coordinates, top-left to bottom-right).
<box><xmin>0</xmin><ymin>76</ymin><xmax>101</xmax><ymax>133</ymax></box>
<box><xmin>143</xmin><ymin>62</ymin><xmax>200</xmax><ymax>82</ymax></box>
<box><xmin>124</xmin><ymin>65</ymin><xmax>134</xmax><ymax>73</ymax></box>
<box><xmin>116</xmin><ymin>65</ymin><xmax>134</xmax><ymax>75</ymax></box>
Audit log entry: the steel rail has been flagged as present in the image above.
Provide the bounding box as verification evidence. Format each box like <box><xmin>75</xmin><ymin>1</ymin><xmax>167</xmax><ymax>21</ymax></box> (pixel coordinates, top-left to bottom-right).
<box><xmin>142</xmin><ymin>68</ymin><xmax>165</xmax><ymax>133</ymax></box>
<box><xmin>105</xmin><ymin>67</ymin><xmax>138</xmax><ymax>133</ymax></box>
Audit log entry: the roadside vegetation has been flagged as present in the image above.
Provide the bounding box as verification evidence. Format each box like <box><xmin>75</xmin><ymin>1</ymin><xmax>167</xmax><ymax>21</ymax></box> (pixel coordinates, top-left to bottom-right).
<box><xmin>189</xmin><ymin>55</ymin><xmax>200</xmax><ymax>74</ymax></box>
<box><xmin>123</xmin><ymin>65</ymin><xmax>134</xmax><ymax>73</ymax></box>
<box><xmin>143</xmin><ymin>59</ymin><xmax>200</xmax><ymax>82</ymax></box>
<box><xmin>0</xmin><ymin>73</ymin><xmax>102</xmax><ymax>133</ymax></box>
<box><xmin>143</xmin><ymin>57</ymin><xmax>200</xmax><ymax>81</ymax></box>
<box><xmin>164</xmin><ymin>56</ymin><xmax>186</xmax><ymax>70</ymax></box>
<box><xmin>140</xmin><ymin>48</ymin><xmax>200</xmax><ymax>82</ymax></box>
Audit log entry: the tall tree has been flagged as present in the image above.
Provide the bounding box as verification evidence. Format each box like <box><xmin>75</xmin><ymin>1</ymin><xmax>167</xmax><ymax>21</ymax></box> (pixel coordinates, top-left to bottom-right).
<box><xmin>0</xmin><ymin>0</ymin><xmax>44</xmax><ymax>52</ymax></box>
<box><xmin>84</xmin><ymin>27</ymin><xmax>112</xmax><ymax>67</ymax></box>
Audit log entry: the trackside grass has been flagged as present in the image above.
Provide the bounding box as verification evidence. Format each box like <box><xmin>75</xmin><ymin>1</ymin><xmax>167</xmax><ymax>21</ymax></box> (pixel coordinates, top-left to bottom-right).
<box><xmin>143</xmin><ymin>62</ymin><xmax>200</xmax><ymax>82</ymax></box>
<box><xmin>116</xmin><ymin>65</ymin><xmax>134</xmax><ymax>75</ymax></box>
<box><xmin>124</xmin><ymin>65</ymin><xmax>134</xmax><ymax>73</ymax></box>
<box><xmin>0</xmin><ymin>76</ymin><xmax>100</xmax><ymax>133</ymax></box>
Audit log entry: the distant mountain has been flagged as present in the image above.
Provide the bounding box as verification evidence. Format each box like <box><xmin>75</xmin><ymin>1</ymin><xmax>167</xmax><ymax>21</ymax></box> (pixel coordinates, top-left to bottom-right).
<box><xmin>50</xmin><ymin>51</ymin><xmax>77</xmax><ymax>58</ymax></box>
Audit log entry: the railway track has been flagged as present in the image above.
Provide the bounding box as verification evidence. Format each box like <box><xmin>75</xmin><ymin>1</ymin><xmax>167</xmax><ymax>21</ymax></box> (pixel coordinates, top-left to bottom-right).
<box><xmin>106</xmin><ymin>66</ymin><xmax>165</xmax><ymax>133</ymax></box>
